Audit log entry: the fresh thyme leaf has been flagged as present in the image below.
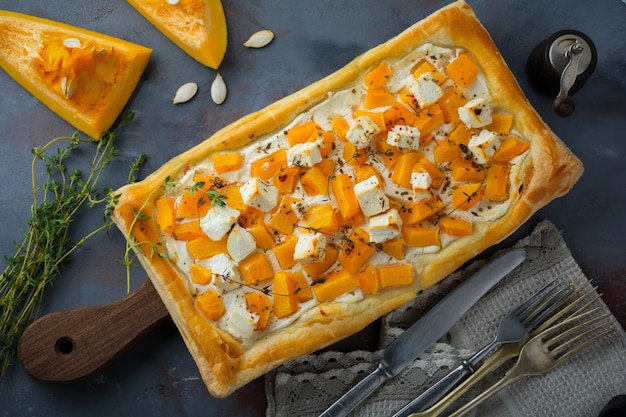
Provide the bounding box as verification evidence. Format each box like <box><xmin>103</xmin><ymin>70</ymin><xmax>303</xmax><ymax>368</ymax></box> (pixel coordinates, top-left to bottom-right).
<box><xmin>127</xmin><ymin>152</ymin><xmax>147</xmax><ymax>184</ymax></box>
<box><xmin>207</xmin><ymin>189</ymin><xmax>227</xmax><ymax>207</ymax></box>
<box><xmin>0</xmin><ymin>111</ymin><xmax>141</xmax><ymax>376</ymax></box>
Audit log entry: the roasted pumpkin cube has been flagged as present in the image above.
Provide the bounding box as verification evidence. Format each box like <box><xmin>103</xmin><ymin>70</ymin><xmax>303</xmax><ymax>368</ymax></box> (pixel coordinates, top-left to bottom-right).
<box><xmin>239</xmin><ymin>251</ymin><xmax>274</xmax><ymax>285</ymax></box>
<box><xmin>271</xmin><ymin>235</ymin><xmax>299</xmax><ymax>270</ymax></box>
<box><xmin>267</xmin><ymin>195</ymin><xmax>300</xmax><ymax>235</ymax></box>
<box><xmin>313</xmin><ymin>270</ymin><xmax>360</xmax><ymax>303</ymax></box>
<box><xmin>187</xmin><ymin>235</ymin><xmax>228</xmax><ymax>259</ymax></box>
<box><xmin>332</xmin><ymin>116</ymin><xmax>350</xmax><ymax>142</ymax></box>
<box><xmin>272</xmin><ymin>166</ymin><xmax>301</xmax><ymax>194</ymax></box>
<box><xmin>338</xmin><ymin>228</ymin><xmax>376</xmax><ymax>275</ymax></box>
<box><xmin>273</xmin><ymin>272</ymin><xmax>299</xmax><ymax>318</ymax></box>
<box><xmin>212</xmin><ymin>153</ymin><xmax>243</xmax><ymax>173</ymax></box>
<box><xmin>300</xmin><ymin>166</ymin><xmax>329</xmax><ymax>196</ymax></box>
<box><xmin>354</xmin><ymin>264</ymin><xmax>378</xmax><ymax>294</ymax></box>
<box><xmin>413</xmin><ymin>104</ymin><xmax>444</xmax><ymax>135</ymax></box>
<box><xmin>451</xmin><ymin>183</ymin><xmax>485</xmax><ymax>210</ymax></box>
<box><xmin>244</xmin><ymin>292</ymin><xmax>271</xmax><ymax>330</ymax></box>
<box><xmin>155</xmin><ymin>197</ymin><xmax>175</xmax><ymax>234</ymax></box>
<box><xmin>397</xmin><ymin>195</ymin><xmax>445</xmax><ymax>225</ymax></box>
<box><xmin>196</xmin><ymin>290</ymin><xmax>225</xmax><ymax>321</ymax></box>
<box><xmin>413</xmin><ymin>60</ymin><xmax>445</xmax><ymax>85</ymax></box>
<box><xmin>485</xmin><ymin>163</ymin><xmax>511</xmax><ymax>201</ymax></box>
<box><xmin>247</xmin><ymin>222</ymin><xmax>275</xmax><ymax>250</ymax></box>
<box><xmin>287</xmin><ymin>120</ymin><xmax>321</xmax><ymax>146</ymax></box>
<box><xmin>377</xmin><ymin>264</ymin><xmax>413</xmax><ymax>288</ymax></box>
<box><xmin>487</xmin><ymin>113</ymin><xmax>514</xmax><ymax>135</ymax></box>
<box><xmin>402</xmin><ymin>225</ymin><xmax>441</xmax><ymax>248</ymax></box>
<box><xmin>330</xmin><ymin>174</ymin><xmax>362</xmax><ymax>221</ymax></box>
<box><xmin>383</xmin><ymin>101</ymin><xmax>419</xmax><ymax>130</ymax></box>
<box><xmin>292</xmin><ymin>271</ymin><xmax>313</xmax><ymax>302</ymax></box>
<box><xmin>438</xmin><ymin>216</ymin><xmax>473</xmax><ymax>236</ymax></box>
<box><xmin>390</xmin><ymin>152</ymin><xmax>424</xmax><ymax>189</ymax></box>
<box><xmin>301</xmin><ymin>244</ymin><xmax>339</xmax><ymax>280</ymax></box>
<box><xmin>250</xmin><ymin>150</ymin><xmax>288</xmax><ymax>180</ymax></box>
<box><xmin>448</xmin><ymin>122</ymin><xmax>477</xmax><ymax>147</ymax></box>
<box><xmin>449</xmin><ymin>158</ymin><xmax>485</xmax><ymax>182</ymax></box>
<box><xmin>364</xmin><ymin>61</ymin><xmax>393</xmax><ymax>89</ymax></box>
<box><xmin>434</xmin><ymin>138</ymin><xmax>462</xmax><ymax>164</ymax></box>
<box><xmin>304</xmin><ymin>203</ymin><xmax>339</xmax><ymax>234</ymax></box>
<box><xmin>446</xmin><ymin>53</ymin><xmax>479</xmax><ymax>88</ymax></box>
<box><xmin>438</xmin><ymin>88</ymin><xmax>467</xmax><ymax>123</ymax></box>
<box><xmin>364</xmin><ymin>88</ymin><xmax>396</xmax><ymax>109</ymax></box>
<box><xmin>173</xmin><ymin>221</ymin><xmax>205</xmax><ymax>241</ymax></box>
<box><xmin>492</xmin><ymin>136</ymin><xmax>529</xmax><ymax>162</ymax></box>
<box><xmin>381</xmin><ymin>238</ymin><xmax>406</xmax><ymax>260</ymax></box>
<box><xmin>189</xmin><ymin>264</ymin><xmax>213</xmax><ymax>285</ymax></box>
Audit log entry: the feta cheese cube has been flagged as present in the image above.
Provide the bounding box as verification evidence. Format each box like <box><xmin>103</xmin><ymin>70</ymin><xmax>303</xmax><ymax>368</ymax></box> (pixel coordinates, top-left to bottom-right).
<box><xmin>369</xmin><ymin>208</ymin><xmax>402</xmax><ymax>243</ymax></box>
<box><xmin>200</xmin><ymin>205</ymin><xmax>240</xmax><ymax>241</ymax></box>
<box><xmin>387</xmin><ymin>125</ymin><xmax>421</xmax><ymax>150</ymax></box>
<box><xmin>468</xmin><ymin>129</ymin><xmax>501</xmax><ymax>164</ymax></box>
<box><xmin>458</xmin><ymin>98</ymin><xmax>492</xmax><ymax>128</ymax></box>
<box><xmin>208</xmin><ymin>253</ymin><xmax>241</xmax><ymax>292</ymax></box>
<box><xmin>293</xmin><ymin>232</ymin><xmax>327</xmax><ymax>263</ymax></box>
<box><xmin>415</xmin><ymin>44</ymin><xmax>455</xmax><ymax>66</ymax></box>
<box><xmin>410</xmin><ymin>171</ymin><xmax>432</xmax><ymax>191</ymax></box>
<box><xmin>240</xmin><ymin>177</ymin><xmax>278</xmax><ymax>211</ymax></box>
<box><xmin>354</xmin><ymin>175</ymin><xmax>389</xmax><ymax>217</ymax></box>
<box><xmin>225</xmin><ymin>296</ymin><xmax>258</xmax><ymax>340</ymax></box>
<box><xmin>410</xmin><ymin>72</ymin><xmax>444</xmax><ymax>107</ymax></box>
<box><xmin>227</xmin><ymin>224</ymin><xmax>256</xmax><ymax>262</ymax></box>
<box><xmin>287</xmin><ymin>141</ymin><xmax>322</xmax><ymax>167</ymax></box>
<box><xmin>346</xmin><ymin>115</ymin><xmax>381</xmax><ymax>148</ymax></box>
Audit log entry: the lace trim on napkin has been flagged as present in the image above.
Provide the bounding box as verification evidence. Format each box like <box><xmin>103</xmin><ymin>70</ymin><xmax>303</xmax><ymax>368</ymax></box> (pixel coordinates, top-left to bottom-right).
<box><xmin>265</xmin><ymin>220</ymin><xmax>626</xmax><ymax>417</ymax></box>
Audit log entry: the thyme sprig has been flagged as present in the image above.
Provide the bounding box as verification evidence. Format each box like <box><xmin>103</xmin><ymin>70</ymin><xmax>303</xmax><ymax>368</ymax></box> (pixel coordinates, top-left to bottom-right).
<box><xmin>0</xmin><ymin>111</ymin><xmax>140</xmax><ymax>376</ymax></box>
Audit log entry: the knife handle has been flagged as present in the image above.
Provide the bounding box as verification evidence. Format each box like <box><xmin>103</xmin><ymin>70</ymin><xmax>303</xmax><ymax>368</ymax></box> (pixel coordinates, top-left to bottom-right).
<box><xmin>318</xmin><ymin>363</ymin><xmax>392</xmax><ymax>417</ymax></box>
<box><xmin>17</xmin><ymin>279</ymin><xmax>170</xmax><ymax>384</ymax></box>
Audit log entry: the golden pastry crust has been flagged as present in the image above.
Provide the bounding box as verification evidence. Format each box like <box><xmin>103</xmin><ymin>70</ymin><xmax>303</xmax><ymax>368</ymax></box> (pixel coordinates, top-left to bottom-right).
<box><xmin>111</xmin><ymin>0</ymin><xmax>583</xmax><ymax>397</ymax></box>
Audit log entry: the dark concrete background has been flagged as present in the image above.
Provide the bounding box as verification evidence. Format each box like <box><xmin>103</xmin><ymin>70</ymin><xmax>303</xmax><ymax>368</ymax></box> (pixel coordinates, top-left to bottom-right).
<box><xmin>0</xmin><ymin>1</ymin><xmax>624</xmax><ymax>415</ymax></box>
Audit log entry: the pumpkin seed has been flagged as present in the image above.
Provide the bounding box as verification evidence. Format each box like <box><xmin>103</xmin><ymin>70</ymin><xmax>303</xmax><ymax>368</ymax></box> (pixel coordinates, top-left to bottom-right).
<box><xmin>243</xmin><ymin>30</ymin><xmax>274</xmax><ymax>49</ymax></box>
<box><xmin>211</xmin><ymin>73</ymin><xmax>227</xmax><ymax>105</ymax></box>
<box><xmin>63</xmin><ymin>38</ymin><xmax>81</xmax><ymax>48</ymax></box>
<box><xmin>172</xmin><ymin>82</ymin><xmax>198</xmax><ymax>104</ymax></box>
<box><xmin>166</xmin><ymin>0</ymin><xmax>180</xmax><ymax>4</ymax></box>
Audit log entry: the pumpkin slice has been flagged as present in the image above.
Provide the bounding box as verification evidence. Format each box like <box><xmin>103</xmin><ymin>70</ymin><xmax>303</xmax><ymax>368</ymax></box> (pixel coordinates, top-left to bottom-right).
<box><xmin>126</xmin><ymin>0</ymin><xmax>227</xmax><ymax>69</ymax></box>
<box><xmin>0</xmin><ymin>11</ymin><xmax>152</xmax><ymax>140</ymax></box>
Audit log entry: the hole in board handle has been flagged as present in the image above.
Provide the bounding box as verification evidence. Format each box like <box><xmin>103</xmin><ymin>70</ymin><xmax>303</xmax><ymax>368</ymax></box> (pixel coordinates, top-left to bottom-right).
<box><xmin>55</xmin><ymin>337</ymin><xmax>74</xmax><ymax>355</ymax></box>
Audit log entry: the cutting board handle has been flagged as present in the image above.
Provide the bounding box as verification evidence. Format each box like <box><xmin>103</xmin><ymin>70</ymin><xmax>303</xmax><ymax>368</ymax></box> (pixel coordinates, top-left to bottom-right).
<box><xmin>18</xmin><ymin>279</ymin><xmax>170</xmax><ymax>384</ymax></box>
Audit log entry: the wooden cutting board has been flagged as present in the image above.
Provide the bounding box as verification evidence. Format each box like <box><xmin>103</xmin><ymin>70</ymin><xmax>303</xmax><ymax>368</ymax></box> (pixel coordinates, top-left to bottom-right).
<box><xmin>18</xmin><ymin>279</ymin><xmax>170</xmax><ymax>383</ymax></box>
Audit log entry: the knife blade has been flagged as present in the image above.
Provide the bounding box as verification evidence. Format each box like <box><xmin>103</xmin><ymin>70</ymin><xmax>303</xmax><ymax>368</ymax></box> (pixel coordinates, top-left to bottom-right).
<box><xmin>317</xmin><ymin>248</ymin><xmax>527</xmax><ymax>417</ymax></box>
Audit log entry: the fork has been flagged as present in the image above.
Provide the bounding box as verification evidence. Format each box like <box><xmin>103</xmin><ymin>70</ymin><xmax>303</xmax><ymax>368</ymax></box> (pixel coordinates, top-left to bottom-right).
<box><xmin>440</xmin><ymin>310</ymin><xmax>616</xmax><ymax>417</ymax></box>
<box><xmin>392</xmin><ymin>277</ymin><xmax>576</xmax><ymax>417</ymax></box>
<box><xmin>396</xmin><ymin>277</ymin><xmax>600</xmax><ymax>417</ymax></box>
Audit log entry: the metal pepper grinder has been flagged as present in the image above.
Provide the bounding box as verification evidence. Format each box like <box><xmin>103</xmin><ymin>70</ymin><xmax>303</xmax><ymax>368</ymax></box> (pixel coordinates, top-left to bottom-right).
<box><xmin>526</xmin><ymin>29</ymin><xmax>597</xmax><ymax>117</ymax></box>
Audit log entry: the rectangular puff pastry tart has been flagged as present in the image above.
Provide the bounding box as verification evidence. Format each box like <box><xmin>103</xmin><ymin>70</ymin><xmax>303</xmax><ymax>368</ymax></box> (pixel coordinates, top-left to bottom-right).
<box><xmin>111</xmin><ymin>0</ymin><xmax>583</xmax><ymax>397</ymax></box>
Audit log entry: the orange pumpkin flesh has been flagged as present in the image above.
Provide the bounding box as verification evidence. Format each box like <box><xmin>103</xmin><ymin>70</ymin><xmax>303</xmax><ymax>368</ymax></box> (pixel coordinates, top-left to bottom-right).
<box><xmin>126</xmin><ymin>0</ymin><xmax>227</xmax><ymax>70</ymax></box>
<box><xmin>0</xmin><ymin>10</ymin><xmax>152</xmax><ymax>140</ymax></box>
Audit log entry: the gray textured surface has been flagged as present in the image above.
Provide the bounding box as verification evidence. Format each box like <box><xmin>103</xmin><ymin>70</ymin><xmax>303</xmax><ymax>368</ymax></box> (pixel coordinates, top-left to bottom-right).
<box><xmin>0</xmin><ymin>1</ymin><xmax>624</xmax><ymax>415</ymax></box>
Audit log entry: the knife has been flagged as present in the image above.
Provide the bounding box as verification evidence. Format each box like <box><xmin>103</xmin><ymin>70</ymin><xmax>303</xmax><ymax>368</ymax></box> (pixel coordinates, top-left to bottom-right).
<box><xmin>317</xmin><ymin>248</ymin><xmax>527</xmax><ymax>417</ymax></box>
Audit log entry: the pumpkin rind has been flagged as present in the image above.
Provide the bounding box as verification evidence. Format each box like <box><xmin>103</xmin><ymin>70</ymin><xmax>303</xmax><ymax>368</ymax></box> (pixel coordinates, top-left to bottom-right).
<box><xmin>0</xmin><ymin>10</ymin><xmax>152</xmax><ymax>139</ymax></box>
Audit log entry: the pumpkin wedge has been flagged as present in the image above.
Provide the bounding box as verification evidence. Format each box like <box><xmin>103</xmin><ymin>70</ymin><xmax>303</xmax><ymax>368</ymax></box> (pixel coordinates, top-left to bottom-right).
<box><xmin>126</xmin><ymin>0</ymin><xmax>227</xmax><ymax>69</ymax></box>
<box><xmin>0</xmin><ymin>10</ymin><xmax>152</xmax><ymax>140</ymax></box>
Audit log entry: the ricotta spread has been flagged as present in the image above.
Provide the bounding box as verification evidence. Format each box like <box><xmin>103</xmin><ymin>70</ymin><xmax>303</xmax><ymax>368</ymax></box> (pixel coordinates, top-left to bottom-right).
<box><xmin>154</xmin><ymin>43</ymin><xmax>529</xmax><ymax>344</ymax></box>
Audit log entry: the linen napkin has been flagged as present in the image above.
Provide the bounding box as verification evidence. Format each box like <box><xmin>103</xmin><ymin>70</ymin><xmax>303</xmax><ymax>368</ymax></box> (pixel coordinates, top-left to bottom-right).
<box><xmin>265</xmin><ymin>220</ymin><xmax>626</xmax><ymax>417</ymax></box>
